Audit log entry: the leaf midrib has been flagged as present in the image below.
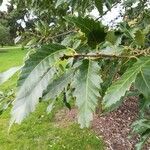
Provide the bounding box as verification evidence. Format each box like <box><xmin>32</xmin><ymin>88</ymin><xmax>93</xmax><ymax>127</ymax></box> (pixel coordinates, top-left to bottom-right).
<box><xmin>85</xmin><ymin>60</ymin><xmax>90</xmax><ymax>112</ymax></box>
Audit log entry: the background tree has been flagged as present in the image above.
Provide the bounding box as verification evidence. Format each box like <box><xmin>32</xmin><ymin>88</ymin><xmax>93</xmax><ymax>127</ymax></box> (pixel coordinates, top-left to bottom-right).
<box><xmin>0</xmin><ymin>23</ymin><xmax>11</xmax><ymax>47</ymax></box>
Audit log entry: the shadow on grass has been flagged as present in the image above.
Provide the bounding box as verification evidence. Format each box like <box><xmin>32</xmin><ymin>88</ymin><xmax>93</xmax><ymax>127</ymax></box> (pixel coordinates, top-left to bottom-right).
<box><xmin>0</xmin><ymin>50</ymin><xmax>8</xmax><ymax>53</ymax></box>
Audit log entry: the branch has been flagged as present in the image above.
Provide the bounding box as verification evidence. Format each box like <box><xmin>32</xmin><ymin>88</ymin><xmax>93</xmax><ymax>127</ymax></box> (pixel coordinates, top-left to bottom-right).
<box><xmin>62</xmin><ymin>48</ymin><xmax>150</xmax><ymax>60</ymax></box>
<box><xmin>26</xmin><ymin>30</ymin><xmax>76</xmax><ymax>41</ymax></box>
<box><xmin>50</xmin><ymin>30</ymin><xmax>76</xmax><ymax>39</ymax></box>
<box><xmin>62</xmin><ymin>53</ymin><xmax>132</xmax><ymax>60</ymax></box>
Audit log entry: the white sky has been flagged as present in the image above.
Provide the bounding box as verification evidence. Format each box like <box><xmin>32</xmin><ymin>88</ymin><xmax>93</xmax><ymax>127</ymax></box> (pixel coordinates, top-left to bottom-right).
<box><xmin>0</xmin><ymin>0</ymin><xmax>10</xmax><ymax>11</ymax></box>
<box><xmin>90</xmin><ymin>3</ymin><xmax>125</xmax><ymax>27</ymax></box>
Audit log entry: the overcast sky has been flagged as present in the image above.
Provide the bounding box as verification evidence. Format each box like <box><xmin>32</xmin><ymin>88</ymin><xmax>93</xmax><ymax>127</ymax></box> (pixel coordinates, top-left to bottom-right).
<box><xmin>0</xmin><ymin>0</ymin><xmax>10</xmax><ymax>11</ymax></box>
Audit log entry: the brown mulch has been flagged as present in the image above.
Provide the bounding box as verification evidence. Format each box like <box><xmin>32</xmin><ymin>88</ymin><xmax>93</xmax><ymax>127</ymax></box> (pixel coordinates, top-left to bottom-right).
<box><xmin>54</xmin><ymin>97</ymin><xmax>150</xmax><ymax>150</ymax></box>
<box><xmin>92</xmin><ymin>97</ymin><xmax>139</xmax><ymax>150</ymax></box>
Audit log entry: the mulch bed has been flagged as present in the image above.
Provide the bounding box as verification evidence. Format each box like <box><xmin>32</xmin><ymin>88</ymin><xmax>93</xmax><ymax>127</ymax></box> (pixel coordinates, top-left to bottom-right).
<box><xmin>54</xmin><ymin>97</ymin><xmax>150</xmax><ymax>150</ymax></box>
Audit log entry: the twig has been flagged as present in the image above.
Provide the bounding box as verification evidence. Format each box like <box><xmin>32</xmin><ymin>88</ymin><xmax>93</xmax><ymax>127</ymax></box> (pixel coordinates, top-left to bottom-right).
<box><xmin>95</xmin><ymin>1</ymin><xmax>120</xmax><ymax>21</ymax></box>
<box><xmin>62</xmin><ymin>53</ymin><xmax>133</xmax><ymax>60</ymax></box>
<box><xmin>46</xmin><ymin>30</ymin><xmax>76</xmax><ymax>41</ymax></box>
<box><xmin>26</xmin><ymin>30</ymin><xmax>76</xmax><ymax>41</ymax></box>
<box><xmin>50</xmin><ymin>30</ymin><xmax>76</xmax><ymax>39</ymax></box>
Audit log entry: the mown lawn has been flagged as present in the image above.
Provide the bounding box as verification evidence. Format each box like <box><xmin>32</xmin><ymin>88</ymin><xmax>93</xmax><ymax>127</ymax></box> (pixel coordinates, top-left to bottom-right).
<box><xmin>0</xmin><ymin>47</ymin><xmax>105</xmax><ymax>150</ymax></box>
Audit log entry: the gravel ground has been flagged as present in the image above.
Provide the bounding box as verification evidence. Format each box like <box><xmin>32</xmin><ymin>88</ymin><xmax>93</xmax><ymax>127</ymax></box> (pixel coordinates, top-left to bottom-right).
<box><xmin>55</xmin><ymin>97</ymin><xmax>150</xmax><ymax>150</ymax></box>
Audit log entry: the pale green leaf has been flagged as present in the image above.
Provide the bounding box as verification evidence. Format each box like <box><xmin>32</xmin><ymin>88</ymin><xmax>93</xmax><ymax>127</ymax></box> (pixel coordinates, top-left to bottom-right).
<box><xmin>134</xmin><ymin>30</ymin><xmax>145</xmax><ymax>46</ymax></box>
<box><xmin>106</xmin><ymin>31</ymin><xmax>122</xmax><ymax>45</ymax></box>
<box><xmin>73</xmin><ymin>40</ymin><xmax>81</xmax><ymax>49</ymax></box>
<box><xmin>0</xmin><ymin>66</ymin><xmax>21</xmax><ymax>85</ymax></box>
<box><xmin>61</xmin><ymin>34</ymin><xmax>74</xmax><ymax>47</ymax></box>
<box><xmin>11</xmin><ymin>44</ymin><xmax>73</xmax><ymax>124</ymax></box>
<box><xmin>46</xmin><ymin>100</ymin><xmax>55</xmax><ymax>114</ymax></box>
<box><xmin>17</xmin><ymin>44</ymin><xmax>72</xmax><ymax>88</ymax></box>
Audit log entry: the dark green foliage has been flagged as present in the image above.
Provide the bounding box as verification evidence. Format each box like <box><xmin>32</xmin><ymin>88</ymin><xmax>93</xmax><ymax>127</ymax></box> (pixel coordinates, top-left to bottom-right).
<box><xmin>65</xmin><ymin>16</ymin><xmax>107</xmax><ymax>48</ymax></box>
<box><xmin>131</xmin><ymin>119</ymin><xmax>150</xmax><ymax>150</ymax></box>
<box><xmin>0</xmin><ymin>0</ymin><xmax>2</xmax><ymax>5</ymax></box>
<box><xmin>94</xmin><ymin>0</ymin><xmax>103</xmax><ymax>14</ymax></box>
<box><xmin>135</xmin><ymin>61</ymin><xmax>150</xmax><ymax>99</ymax></box>
<box><xmin>0</xmin><ymin>24</ymin><xmax>12</xmax><ymax>46</ymax></box>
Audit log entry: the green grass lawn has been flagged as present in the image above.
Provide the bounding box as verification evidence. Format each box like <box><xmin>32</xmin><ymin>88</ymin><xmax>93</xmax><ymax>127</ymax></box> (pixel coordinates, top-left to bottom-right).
<box><xmin>0</xmin><ymin>47</ymin><xmax>105</xmax><ymax>150</ymax></box>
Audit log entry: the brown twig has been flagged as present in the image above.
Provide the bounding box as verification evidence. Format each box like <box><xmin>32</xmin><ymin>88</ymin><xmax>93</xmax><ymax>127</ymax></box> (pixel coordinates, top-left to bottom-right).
<box><xmin>27</xmin><ymin>30</ymin><xmax>76</xmax><ymax>42</ymax></box>
<box><xmin>46</xmin><ymin>30</ymin><xmax>76</xmax><ymax>41</ymax></box>
<box><xmin>50</xmin><ymin>30</ymin><xmax>76</xmax><ymax>39</ymax></box>
<box><xmin>95</xmin><ymin>1</ymin><xmax>120</xmax><ymax>21</ymax></box>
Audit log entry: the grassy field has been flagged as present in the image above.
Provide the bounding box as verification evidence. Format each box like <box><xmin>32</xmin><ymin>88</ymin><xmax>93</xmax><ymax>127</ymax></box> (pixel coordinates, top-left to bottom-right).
<box><xmin>0</xmin><ymin>47</ymin><xmax>104</xmax><ymax>150</ymax></box>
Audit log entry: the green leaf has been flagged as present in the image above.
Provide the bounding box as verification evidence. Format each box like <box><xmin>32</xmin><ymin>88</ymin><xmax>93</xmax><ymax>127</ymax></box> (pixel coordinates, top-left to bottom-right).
<box><xmin>135</xmin><ymin>132</ymin><xmax>150</xmax><ymax>150</ymax></box>
<box><xmin>131</xmin><ymin>119</ymin><xmax>150</xmax><ymax>150</ymax></box>
<box><xmin>134</xmin><ymin>30</ymin><xmax>145</xmax><ymax>46</ymax></box>
<box><xmin>106</xmin><ymin>31</ymin><xmax>122</xmax><ymax>45</ymax></box>
<box><xmin>72</xmin><ymin>60</ymin><xmax>102</xmax><ymax>128</ymax></box>
<box><xmin>17</xmin><ymin>44</ymin><xmax>71</xmax><ymax>88</ymax></box>
<box><xmin>102</xmin><ymin>57</ymin><xmax>150</xmax><ymax>111</ymax></box>
<box><xmin>135</xmin><ymin>60</ymin><xmax>150</xmax><ymax>99</ymax></box>
<box><xmin>73</xmin><ymin>40</ymin><xmax>81</xmax><ymax>49</ymax></box>
<box><xmin>43</xmin><ymin>68</ymin><xmax>76</xmax><ymax>100</ymax></box>
<box><xmin>94</xmin><ymin>0</ymin><xmax>103</xmax><ymax>15</ymax></box>
<box><xmin>61</xmin><ymin>34</ymin><xmax>74</xmax><ymax>47</ymax></box>
<box><xmin>138</xmin><ymin>95</ymin><xmax>150</xmax><ymax>117</ymax></box>
<box><xmin>11</xmin><ymin>44</ymin><xmax>73</xmax><ymax>124</ymax></box>
<box><xmin>26</xmin><ymin>38</ymin><xmax>37</xmax><ymax>46</ymax></box>
<box><xmin>65</xmin><ymin>16</ymin><xmax>106</xmax><ymax>48</ymax></box>
<box><xmin>0</xmin><ymin>66</ymin><xmax>21</xmax><ymax>85</ymax></box>
<box><xmin>104</xmin><ymin>0</ymin><xmax>116</xmax><ymax>9</ymax></box>
<box><xmin>46</xmin><ymin>100</ymin><xmax>55</xmax><ymax>114</ymax></box>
